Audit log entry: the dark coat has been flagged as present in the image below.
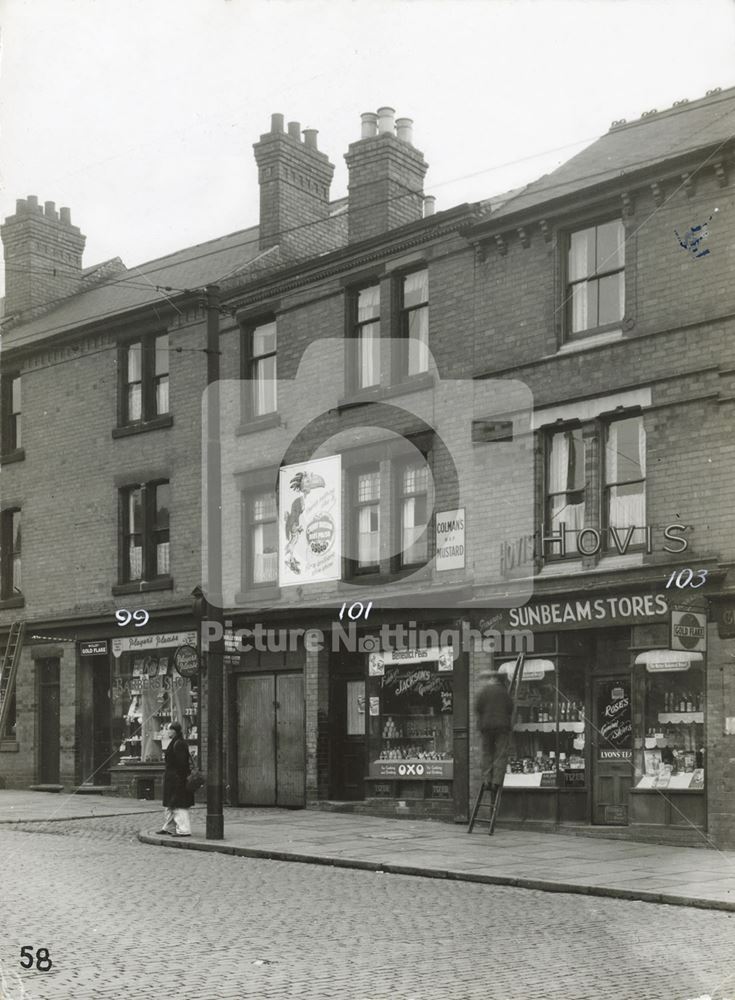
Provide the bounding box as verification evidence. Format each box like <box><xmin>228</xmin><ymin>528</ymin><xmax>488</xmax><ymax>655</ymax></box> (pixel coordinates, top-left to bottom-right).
<box><xmin>474</xmin><ymin>678</ymin><xmax>514</xmax><ymax>734</ymax></box>
<box><xmin>162</xmin><ymin>735</ymin><xmax>194</xmax><ymax>809</ymax></box>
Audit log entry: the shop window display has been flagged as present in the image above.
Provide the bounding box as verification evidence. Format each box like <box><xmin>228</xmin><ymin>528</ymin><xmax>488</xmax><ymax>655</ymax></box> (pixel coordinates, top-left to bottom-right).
<box><xmin>503</xmin><ymin>655</ymin><xmax>586</xmax><ymax>787</ymax></box>
<box><xmin>634</xmin><ymin>651</ymin><xmax>705</xmax><ymax>790</ymax></box>
<box><xmin>367</xmin><ymin>649</ymin><xmax>454</xmax><ymax>779</ymax></box>
<box><xmin>112</xmin><ymin>652</ymin><xmax>198</xmax><ymax>765</ymax></box>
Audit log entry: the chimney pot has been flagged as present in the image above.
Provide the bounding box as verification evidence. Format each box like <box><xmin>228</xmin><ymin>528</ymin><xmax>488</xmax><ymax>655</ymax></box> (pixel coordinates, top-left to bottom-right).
<box><xmin>395</xmin><ymin>118</ymin><xmax>413</xmax><ymax>144</ymax></box>
<box><xmin>360</xmin><ymin>112</ymin><xmax>378</xmax><ymax>139</ymax></box>
<box><xmin>60</xmin><ymin>207</ymin><xmax>72</xmax><ymax>225</ymax></box>
<box><xmin>27</xmin><ymin>195</ymin><xmax>39</xmax><ymax>211</ymax></box>
<box><xmin>423</xmin><ymin>196</ymin><xmax>436</xmax><ymax>218</ymax></box>
<box><xmin>44</xmin><ymin>200</ymin><xmax>58</xmax><ymax>219</ymax></box>
<box><xmin>377</xmin><ymin>107</ymin><xmax>396</xmax><ymax>134</ymax></box>
<box><xmin>303</xmin><ymin>128</ymin><xmax>318</xmax><ymax>150</ymax></box>
<box><xmin>15</xmin><ymin>198</ymin><xmax>25</xmax><ymax>214</ymax></box>
<box><xmin>271</xmin><ymin>113</ymin><xmax>284</xmax><ymax>133</ymax></box>
<box><xmin>287</xmin><ymin>120</ymin><xmax>301</xmax><ymax>140</ymax></box>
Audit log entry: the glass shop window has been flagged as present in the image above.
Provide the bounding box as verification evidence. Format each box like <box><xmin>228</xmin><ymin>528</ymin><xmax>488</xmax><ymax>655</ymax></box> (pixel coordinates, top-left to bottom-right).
<box><xmin>634</xmin><ymin>653</ymin><xmax>705</xmax><ymax>790</ymax></box>
<box><xmin>111</xmin><ymin>652</ymin><xmax>198</xmax><ymax>765</ymax></box>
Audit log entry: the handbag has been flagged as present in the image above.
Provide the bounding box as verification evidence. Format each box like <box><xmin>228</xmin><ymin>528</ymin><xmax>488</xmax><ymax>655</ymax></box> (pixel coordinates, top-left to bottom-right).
<box><xmin>186</xmin><ymin>768</ymin><xmax>205</xmax><ymax>793</ymax></box>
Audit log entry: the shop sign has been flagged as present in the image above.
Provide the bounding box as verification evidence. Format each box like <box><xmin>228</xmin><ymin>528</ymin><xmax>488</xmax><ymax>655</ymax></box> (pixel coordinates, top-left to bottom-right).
<box><xmin>369</xmin><ymin>697</ymin><xmax>380</xmax><ymax>716</ymax></box>
<box><xmin>605</xmin><ymin>805</ymin><xmax>628</xmax><ymax>824</ymax></box>
<box><xmin>368</xmin><ymin>646</ymin><xmax>454</xmax><ymax>675</ymax></box>
<box><xmin>635</xmin><ymin>650</ymin><xmax>703</xmax><ymax>673</ymax></box>
<box><xmin>369</xmin><ymin>760</ymin><xmax>454</xmax><ymax>780</ymax></box>
<box><xmin>173</xmin><ymin>644</ymin><xmax>200</xmax><ymax>678</ymax></box>
<box><xmin>80</xmin><ymin>640</ymin><xmax>108</xmax><ymax>656</ymax></box>
<box><xmin>111</xmin><ymin>632</ymin><xmax>197</xmax><ymax>658</ymax></box>
<box><xmin>715</xmin><ymin>603</ymin><xmax>735</xmax><ymax>639</ymax></box>
<box><xmin>563</xmin><ymin>770</ymin><xmax>586</xmax><ymax>787</ymax></box>
<box><xmin>278</xmin><ymin>455</ymin><xmax>341</xmax><ymax>587</ymax></box>
<box><xmin>435</xmin><ymin>508</ymin><xmax>465</xmax><ymax>571</ymax></box>
<box><xmin>670</xmin><ymin>610</ymin><xmax>707</xmax><ymax>652</ymax></box>
<box><xmin>507</xmin><ymin>594</ymin><xmax>668</xmax><ymax>630</ymax></box>
<box><xmin>599</xmin><ymin>749</ymin><xmax>632</xmax><ymax>760</ymax></box>
<box><xmin>539</xmin><ymin>772</ymin><xmax>557</xmax><ymax>787</ymax></box>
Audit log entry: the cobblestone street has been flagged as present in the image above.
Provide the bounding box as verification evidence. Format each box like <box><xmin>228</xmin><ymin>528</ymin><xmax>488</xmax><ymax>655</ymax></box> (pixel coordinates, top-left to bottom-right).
<box><xmin>1</xmin><ymin>817</ymin><xmax>734</xmax><ymax>1000</ymax></box>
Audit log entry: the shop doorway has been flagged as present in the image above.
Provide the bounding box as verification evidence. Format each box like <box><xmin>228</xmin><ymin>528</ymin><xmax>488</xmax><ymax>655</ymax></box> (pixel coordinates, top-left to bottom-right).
<box><xmin>592</xmin><ymin>676</ymin><xmax>633</xmax><ymax>825</ymax></box>
<box><xmin>38</xmin><ymin>659</ymin><xmax>60</xmax><ymax>784</ymax></box>
<box><xmin>92</xmin><ymin>657</ymin><xmax>112</xmax><ymax>783</ymax></box>
<box><xmin>329</xmin><ymin>671</ymin><xmax>366</xmax><ymax>800</ymax></box>
<box><xmin>236</xmin><ymin>672</ymin><xmax>304</xmax><ymax>807</ymax></box>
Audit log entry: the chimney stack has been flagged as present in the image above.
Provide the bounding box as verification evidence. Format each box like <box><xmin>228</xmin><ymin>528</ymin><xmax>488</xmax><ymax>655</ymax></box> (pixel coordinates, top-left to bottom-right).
<box><xmin>1</xmin><ymin>196</ymin><xmax>86</xmax><ymax>319</ymax></box>
<box><xmin>253</xmin><ymin>114</ymin><xmax>336</xmax><ymax>257</ymax></box>
<box><xmin>345</xmin><ymin>109</ymin><xmax>428</xmax><ymax>243</ymax></box>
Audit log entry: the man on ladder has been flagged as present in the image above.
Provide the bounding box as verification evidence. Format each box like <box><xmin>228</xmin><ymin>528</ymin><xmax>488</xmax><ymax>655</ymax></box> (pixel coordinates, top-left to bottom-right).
<box><xmin>474</xmin><ymin>664</ymin><xmax>514</xmax><ymax>814</ymax></box>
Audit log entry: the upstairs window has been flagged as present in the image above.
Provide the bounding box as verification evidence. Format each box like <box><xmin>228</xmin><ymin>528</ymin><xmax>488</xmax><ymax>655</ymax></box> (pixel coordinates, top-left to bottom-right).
<box><xmin>353</xmin><ymin>285</ymin><xmax>380</xmax><ymax>390</ymax></box>
<box><xmin>566</xmin><ymin>220</ymin><xmax>624</xmax><ymax>338</ymax></box>
<box><xmin>122</xmin><ymin>335</ymin><xmax>169</xmax><ymax>424</ymax></box>
<box><xmin>249</xmin><ymin>321</ymin><xmax>277</xmax><ymax>417</ymax></box>
<box><xmin>248</xmin><ymin>491</ymin><xmax>278</xmax><ymax>586</ymax></box>
<box><xmin>0</xmin><ymin>509</ymin><xmax>22</xmax><ymax>599</ymax></box>
<box><xmin>354</xmin><ymin>469</ymin><xmax>381</xmax><ymax>572</ymax></box>
<box><xmin>546</xmin><ymin>427</ymin><xmax>586</xmax><ymax>551</ymax></box>
<box><xmin>120</xmin><ymin>481</ymin><xmax>170</xmax><ymax>583</ymax></box>
<box><xmin>400</xmin><ymin>269</ymin><xmax>429</xmax><ymax>377</ymax></box>
<box><xmin>399</xmin><ymin>462</ymin><xmax>430</xmax><ymax>567</ymax></box>
<box><xmin>605</xmin><ymin>416</ymin><xmax>646</xmax><ymax>534</ymax></box>
<box><xmin>1</xmin><ymin>374</ymin><xmax>22</xmax><ymax>454</ymax></box>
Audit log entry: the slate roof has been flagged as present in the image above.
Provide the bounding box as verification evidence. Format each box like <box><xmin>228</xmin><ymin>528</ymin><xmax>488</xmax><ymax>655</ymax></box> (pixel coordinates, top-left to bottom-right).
<box><xmin>4</xmin><ymin>224</ymin><xmax>265</xmax><ymax>351</ymax></box>
<box><xmin>488</xmin><ymin>85</ymin><xmax>735</xmax><ymax>222</ymax></box>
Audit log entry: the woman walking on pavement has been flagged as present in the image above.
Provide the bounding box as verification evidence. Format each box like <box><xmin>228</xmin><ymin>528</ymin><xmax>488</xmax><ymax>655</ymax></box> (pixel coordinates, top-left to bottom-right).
<box><xmin>157</xmin><ymin>721</ymin><xmax>194</xmax><ymax>837</ymax></box>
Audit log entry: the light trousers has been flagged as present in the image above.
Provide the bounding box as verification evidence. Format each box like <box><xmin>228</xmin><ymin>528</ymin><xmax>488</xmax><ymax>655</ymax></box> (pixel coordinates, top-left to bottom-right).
<box><xmin>161</xmin><ymin>807</ymin><xmax>191</xmax><ymax>835</ymax></box>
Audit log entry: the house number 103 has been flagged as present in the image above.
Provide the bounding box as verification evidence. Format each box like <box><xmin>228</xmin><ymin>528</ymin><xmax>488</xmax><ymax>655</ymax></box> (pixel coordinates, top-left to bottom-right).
<box><xmin>338</xmin><ymin>601</ymin><xmax>373</xmax><ymax>621</ymax></box>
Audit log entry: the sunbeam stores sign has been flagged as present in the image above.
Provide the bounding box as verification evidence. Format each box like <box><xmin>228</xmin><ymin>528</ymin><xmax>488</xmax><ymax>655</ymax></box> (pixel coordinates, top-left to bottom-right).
<box><xmin>506</xmin><ymin>594</ymin><xmax>669</xmax><ymax>629</ymax></box>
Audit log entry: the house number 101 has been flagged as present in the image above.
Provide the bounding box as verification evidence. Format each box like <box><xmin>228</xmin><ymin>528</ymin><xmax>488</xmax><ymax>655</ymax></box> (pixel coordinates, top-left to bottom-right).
<box><xmin>338</xmin><ymin>601</ymin><xmax>373</xmax><ymax>621</ymax></box>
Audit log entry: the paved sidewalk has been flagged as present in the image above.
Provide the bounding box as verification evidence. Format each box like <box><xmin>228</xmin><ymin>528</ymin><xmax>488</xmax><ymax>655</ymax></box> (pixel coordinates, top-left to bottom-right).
<box><xmin>139</xmin><ymin>805</ymin><xmax>735</xmax><ymax>913</ymax></box>
<box><xmin>0</xmin><ymin>788</ymin><xmax>162</xmax><ymax>823</ymax></box>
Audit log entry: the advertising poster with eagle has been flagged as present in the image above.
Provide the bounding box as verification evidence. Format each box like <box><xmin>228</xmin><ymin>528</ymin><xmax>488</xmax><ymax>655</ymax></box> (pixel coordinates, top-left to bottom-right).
<box><xmin>278</xmin><ymin>455</ymin><xmax>341</xmax><ymax>586</ymax></box>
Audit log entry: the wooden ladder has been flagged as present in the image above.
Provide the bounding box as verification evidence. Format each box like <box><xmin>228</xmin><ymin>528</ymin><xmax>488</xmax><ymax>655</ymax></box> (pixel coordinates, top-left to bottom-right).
<box><xmin>0</xmin><ymin>620</ymin><xmax>25</xmax><ymax>737</ymax></box>
<box><xmin>467</xmin><ymin>652</ymin><xmax>524</xmax><ymax>836</ymax></box>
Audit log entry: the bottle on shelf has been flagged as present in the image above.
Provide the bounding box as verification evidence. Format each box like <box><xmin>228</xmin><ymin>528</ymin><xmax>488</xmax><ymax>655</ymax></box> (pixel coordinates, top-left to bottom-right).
<box><xmin>685</xmin><ymin>693</ymin><xmax>693</xmax><ymax>713</ymax></box>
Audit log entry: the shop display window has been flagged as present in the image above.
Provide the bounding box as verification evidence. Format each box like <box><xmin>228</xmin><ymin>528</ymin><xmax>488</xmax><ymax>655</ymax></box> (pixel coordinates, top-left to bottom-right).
<box><xmin>367</xmin><ymin>650</ymin><xmax>453</xmax><ymax>779</ymax></box>
<box><xmin>634</xmin><ymin>652</ymin><xmax>705</xmax><ymax>790</ymax></box>
<box><xmin>503</xmin><ymin>649</ymin><xmax>587</xmax><ymax>788</ymax></box>
<box><xmin>112</xmin><ymin>651</ymin><xmax>198</xmax><ymax>764</ymax></box>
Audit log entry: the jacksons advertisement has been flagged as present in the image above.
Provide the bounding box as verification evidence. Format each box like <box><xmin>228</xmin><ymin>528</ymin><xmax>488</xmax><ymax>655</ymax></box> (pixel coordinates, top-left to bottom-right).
<box><xmin>507</xmin><ymin>593</ymin><xmax>668</xmax><ymax>629</ymax></box>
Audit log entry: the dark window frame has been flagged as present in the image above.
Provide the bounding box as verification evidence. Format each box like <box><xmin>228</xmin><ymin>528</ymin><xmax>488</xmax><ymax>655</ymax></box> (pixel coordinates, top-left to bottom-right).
<box><xmin>397</xmin><ymin>267</ymin><xmax>429</xmax><ymax>381</ymax></box>
<box><xmin>544</xmin><ymin>421</ymin><xmax>586</xmax><ymax>561</ymax></box>
<box><xmin>0</xmin><ymin>508</ymin><xmax>22</xmax><ymax>600</ymax></box>
<box><xmin>241</xmin><ymin>317</ymin><xmax>278</xmax><ymax>420</ymax></box>
<box><xmin>119</xmin><ymin>334</ymin><xmax>170</xmax><ymax>426</ymax></box>
<box><xmin>394</xmin><ymin>456</ymin><xmax>431</xmax><ymax>571</ymax></box>
<box><xmin>242</xmin><ymin>488</ymin><xmax>278</xmax><ymax>589</ymax></box>
<box><xmin>564</xmin><ymin>217</ymin><xmax>625</xmax><ymax>342</ymax></box>
<box><xmin>1</xmin><ymin>373</ymin><xmax>22</xmax><ymax>456</ymax></box>
<box><xmin>119</xmin><ymin>480</ymin><xmax>170</xmax><ymax>584</ymax></box>
<box><xmin>349</xmin><ymin>464</ymin><xmax>382</xmax><ymax>577</ymax></box>
<box><xmin>601</xmin><ymin>413</ymin><xmax>646</xmax><ymax>551</ymax></box>
<box><xmin>347</xmin><ymin>282</ymin><xmax>381</xmax><ymax>393</ymax></box>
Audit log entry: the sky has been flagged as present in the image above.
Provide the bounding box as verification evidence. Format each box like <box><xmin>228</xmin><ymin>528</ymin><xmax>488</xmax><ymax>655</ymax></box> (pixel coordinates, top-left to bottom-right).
<box><xmin>1</xmin><ymin>0</ymin><xmax>734</xmax><ymax>295</ymax></box>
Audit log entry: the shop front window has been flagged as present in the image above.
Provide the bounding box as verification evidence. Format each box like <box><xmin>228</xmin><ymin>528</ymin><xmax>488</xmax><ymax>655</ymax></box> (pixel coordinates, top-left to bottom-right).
<box><xmin>367</xmin><ymin>648</ymin><xmax>454</xmax><ymax>780</ymax></box>
<box><xmin>112</xmin><ymin>647</ymin><xmax>198</xmax><ymax>765</ymax></box>
<box><xmin>504</xmin><ymin>650</ymin><xmax>587</xmax><ymax>788</ymax></box>
<box><xmin>634</xmin><ymin>650</ymin><xmax>705</xmax><ymax>790</ymax></box>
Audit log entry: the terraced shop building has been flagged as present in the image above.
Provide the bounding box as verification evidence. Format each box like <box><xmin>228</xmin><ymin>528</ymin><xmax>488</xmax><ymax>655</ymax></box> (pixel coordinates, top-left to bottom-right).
<box><xmin>1</xmin><ymin>91</ymin><xmax>735</xmax><ymax>848</ymax></box>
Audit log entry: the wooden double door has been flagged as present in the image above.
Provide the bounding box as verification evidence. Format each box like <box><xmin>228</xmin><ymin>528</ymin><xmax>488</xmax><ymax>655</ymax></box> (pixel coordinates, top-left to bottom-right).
<box><xmin>236</xmin><ymin>672</ymin><xmax>304</xmax><ymax>807</ymax></box>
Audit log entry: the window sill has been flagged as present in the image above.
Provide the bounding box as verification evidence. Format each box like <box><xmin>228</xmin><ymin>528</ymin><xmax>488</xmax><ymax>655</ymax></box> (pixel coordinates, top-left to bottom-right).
<box><xmin>0</xmin><ymin>448</ymin><xmax>25</xmax><ymax>466</ymax></box>
<box><xmin>112</xmin><ymin>577</ymin><xmax>174</xmax><ymax>595</ymax></box>
<box><xmin>558</xmin><ymin>328</ymin><xmax>623</xmax><ymax>354</ymax></box>
<box><xmin>0</xmin><ymin>741</ymin><xmax>19</xmax><ymax>752</ymax></box>
<box><xmin>337</xmin><ymin>373</ymin><xmax>435</xmax><ymax>412</ymax></box>
<box><xmin>236</xmin><ymin>412</ymin><xmax>282</xmax><ymax>436</ymax></box>
<box><xmin>0</xmin><ymin>595</ymin><xmax>25</xmax><ymax>610</ymax></box>
<box><xmin>112</xmin><ymin>415</ymin><xmax>173</xmax><ymax>438</ymax></box>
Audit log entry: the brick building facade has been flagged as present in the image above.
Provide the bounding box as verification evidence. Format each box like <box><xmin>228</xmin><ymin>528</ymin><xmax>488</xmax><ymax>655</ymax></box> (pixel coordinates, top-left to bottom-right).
<box><xmin>1</xmin><ymin>93</ymin><xmax>734</xmax><ymax>846</ymax></box>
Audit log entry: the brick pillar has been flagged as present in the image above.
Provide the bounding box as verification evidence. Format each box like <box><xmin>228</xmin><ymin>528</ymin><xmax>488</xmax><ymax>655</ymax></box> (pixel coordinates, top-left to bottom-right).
<box><xmin>705</xmin><ymin>626</ymin><xmax>735</xmax><ymax>849</ymax></box>
<box><xmin>305</xmin><ymin>644</ymin><xmax>329</xmax><ymax>802</ymax></box>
